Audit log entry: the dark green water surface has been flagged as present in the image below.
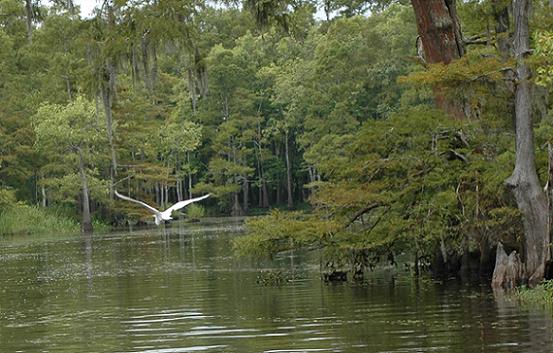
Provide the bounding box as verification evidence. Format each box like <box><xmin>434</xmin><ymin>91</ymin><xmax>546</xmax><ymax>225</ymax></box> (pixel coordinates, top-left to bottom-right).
<box><xmin>1</xmin><ymin>221</ymin><xmax>553</xmax><ymax>353</ymax></box>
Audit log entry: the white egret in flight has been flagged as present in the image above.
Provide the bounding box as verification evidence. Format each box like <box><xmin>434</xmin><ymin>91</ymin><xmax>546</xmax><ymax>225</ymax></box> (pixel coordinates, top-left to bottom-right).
<box><xmin>115</xmin><ymin>191</ymin><xmax>210</xmax><ymax>225</ymax></box>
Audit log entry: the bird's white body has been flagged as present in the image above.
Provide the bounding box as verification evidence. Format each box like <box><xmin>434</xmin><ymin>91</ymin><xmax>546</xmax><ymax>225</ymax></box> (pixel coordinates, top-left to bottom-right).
<box><xmin>115</xmin><ymin>191</ymin><xmax>210</xmax><ymax>225</ymax></box>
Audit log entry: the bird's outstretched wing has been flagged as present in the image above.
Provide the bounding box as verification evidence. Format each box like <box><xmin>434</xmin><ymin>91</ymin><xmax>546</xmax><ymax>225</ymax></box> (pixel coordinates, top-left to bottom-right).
<box><xmin>164</xmin><ymin>194</ymin><xmax>210</xmax><ymax>214</ymax></box>
<box><xmin>115</xmin><ymin>191</ymin><xmax>161</xmax><ymax>215</ymax></box>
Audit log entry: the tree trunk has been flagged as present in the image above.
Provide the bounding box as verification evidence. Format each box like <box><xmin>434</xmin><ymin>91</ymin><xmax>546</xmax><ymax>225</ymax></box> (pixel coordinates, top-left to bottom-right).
<box><xmin>187</xmin><ymin>69</ymin><xmax>197</xmax><ymax>114</ymax></box>
<box><xmin>274</xmin><ymin>143</ymin><xmax>281</xmax><ymax>205</ymax></box>
<box><xmin>141</xmin><ymin>32</ymin><xmax>152</xmax><ymax>93</ymax></box>
<box><xmin>258</xmin><ymin>175</ymin><xmax>263</xmax><ymax>208</ymax></box>
<box><xmin>285</xmin><ymin>131</ymin><xmax>294</xmax><ymax>209</ymax></box>
<box><xmin>492</xmin><ymin>0</ymin><xmax>512</xmax><ymax>60</ymax></box>
<box><xmin>176</xmin><ymin>180</ymin><xmax>182</xmax><ymax>202</ymax></box>
<box><xmin>41</xmin><ymin>184</ymin><xmax>47</xmax><ymax>208</ymax></box>
<box><xmin>501</xmin><ymin>0</ymin><xmax>549</xmax><ymax>288</ymax></box>
<box><xmin>155</xmin><ymin>182</ymin><xmax>160</xmax><ymax>206</ymax></box>
<box><xmin>131</xmin><ymin>43</ymin><xmax>140</xmax><ymax>84</ymax></box>
<box><xmin>232</xmin><ymin>147</ymin><xmax>244</xmax><ymax>216</ymax></box>
<box><xmin>187</xmin><ymin>152</ymin><xmax>193</xmax><ymax>198</ymax></box>
<box><xmin>25</xmin><ymin>0</ymin><xmax>33</xmax><ymax>43</ymax></box>
<box><xmin>78</xmin><ymin>150</ymin><xmax>93</xmax><ymax>234</ymax></box>
<box><xmin>151</xmin><ymin>43</ymin><xmax>158</xmax><ymax>90</ymax></box>
<box><xmin>94</xmin><ymin>91</ymin><xmax>101</xmax><ymax>124</ymax></box>
<box><xmin>65</xmin><ymin>76</ymin><xmax>72</xmax><ymax>101</ymax></box>
<box><xmin>68</xmin><ymin>0</ymin><xmax>76</xmax><ymax>15</ymax></box>
<box><xmin>102</xmin><ymin>58</ymin><xmax>118</xmax><ymax>199</ymax></box>
<box><xmin>492</xmin><ymin>243</ymin><xmax>523</xmax><ymax>288</ymax></box>
<box><xmin>223</xmin><ymin>96</ymin><xmax>229</xmax><ymax>120</ymax></box>
<box><xmin>195</xmin><ymin>47</ymin><xmax>208</xmax><ymax>97</ymax></box>
<box><xmin>410</xmin><ymin>0</ymin><xmax>465</xmax><ymax>118</ymax></box>
<box><xmin>164</xmin><ymin>183</ymin><xmax>169</xmax><ymax>208</ymax></box>
<box><xmin>103</xmin><ymin>4</ymin><xmax>118</xmax><ymax>200</ymax></box>
<box><xmin>243</xmin><ymin>178</ymin><xmax>249</xmax><ymax>214</ymax></box>
<box><xmin>255</xmin><ymin>143</ymin><xmax>263</xmax><ymax>208</ymax></box>
<box><xmin>275</xmin><ymin>180</ymin><xmax>281</xmax><ymax>204</ymax></box>
<box><xmin>262</xmin><ymin>179</ymin><xmax>269</xmax><ymax>208</ymax></box>
<box><xmin>232</xmin><ymin>191</ymin><xmax>244</xmax><ymax>216</ymax></box>
<box><xmin>161</xmin><ymin>182</ymin><xmax>165</xmax><ymax>209</ymax></box>
<box><xmin>545</xmin><ymin>143</ymin><xmax>553</xmax><ymax>276</ymax></box>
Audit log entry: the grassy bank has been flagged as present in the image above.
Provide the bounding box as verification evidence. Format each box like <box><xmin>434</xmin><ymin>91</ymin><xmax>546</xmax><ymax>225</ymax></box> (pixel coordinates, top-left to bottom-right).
<box><xmin>515</xmin><ymin>280</ymin><xmax>553</xmax><ymax>306</ymax></box>
<box><xmin>0</xmin><ymin>204</ymin><xmax>81</xmax><ymax>236</ymax></box>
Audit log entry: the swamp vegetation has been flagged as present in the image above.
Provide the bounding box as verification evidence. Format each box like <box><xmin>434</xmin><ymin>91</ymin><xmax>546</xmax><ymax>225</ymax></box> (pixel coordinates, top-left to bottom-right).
<box><xmin>1</xmin><ymin>0</ymin><xmax>553</xmax><ymax>292</ymax></box>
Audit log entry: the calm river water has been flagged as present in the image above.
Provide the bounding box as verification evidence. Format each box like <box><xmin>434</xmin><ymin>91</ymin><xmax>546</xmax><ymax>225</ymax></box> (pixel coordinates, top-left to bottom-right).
<box><xmin>1</xmin><ymin>220</ymin><xmax>553</xmax><ymax>353</ymax></box>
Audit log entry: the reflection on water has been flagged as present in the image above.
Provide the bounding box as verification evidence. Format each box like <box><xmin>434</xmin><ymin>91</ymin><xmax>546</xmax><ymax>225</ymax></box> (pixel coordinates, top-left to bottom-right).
<box><xmin>1</xmin><ymin>220</ymin><xmax>553</xmax><ymax>353</ymax></box>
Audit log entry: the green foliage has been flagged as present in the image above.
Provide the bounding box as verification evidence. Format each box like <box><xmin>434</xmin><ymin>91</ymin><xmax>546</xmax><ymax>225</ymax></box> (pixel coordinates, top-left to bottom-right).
<box><xmin>0</xmin><ymin>0</ymin><xmax>550</xmax><ymax>255</ymax></box>
<box><xmin>0</xmin><ymin>188</ymin><xmax>16</xmax><ymax>209</ymax></box>
<box><xmin>235</xmin><ymin>210</ymin><xmax>340</xmax><ymax>258</ymax></box>
<box><xmin>0</xmin><ymin>204</ymin><xmax>79</xmax><ymax>236</ymax></box>
<box><xmin>33</xmin><ymin>96</ymin><xmax>109</xmax><ymax>206</ymax></box>
<box><xmin>534</xmin><ymin>30</ymin><xmax>553</xmax><ymax>87</ymax></box>
<box><xmin>238</xmin><ymin>106</ymin><xmax>522</xmax><ymax>272</ymax></box>
<box><xmin>186</xmin><ymin>204</ymin><xmax>206</xmax><ymax>221</ymax></box>
<box><xmin>516</xmin><ymin>280</ymin><xmax>553</xmax><ymax>306</ymax></box>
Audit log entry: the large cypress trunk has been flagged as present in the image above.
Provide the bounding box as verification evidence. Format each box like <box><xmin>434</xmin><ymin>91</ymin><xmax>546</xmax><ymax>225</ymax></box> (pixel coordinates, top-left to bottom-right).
<box><xmin>499</xmin><ymin>0</ymin><xmax>549</xmax><ymax>288</ymax></box>
<box><xmin>410</xmin><ymin>0</ymin><xmax>465</xmax><ymax>118</ymax></box>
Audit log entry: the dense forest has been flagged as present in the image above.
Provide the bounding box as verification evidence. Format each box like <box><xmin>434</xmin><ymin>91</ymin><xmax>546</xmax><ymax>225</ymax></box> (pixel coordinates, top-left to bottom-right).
<box><xmin>1</xmin><ymin>0</ymin><xmax>553</xmax><ymax>287</ymax></box>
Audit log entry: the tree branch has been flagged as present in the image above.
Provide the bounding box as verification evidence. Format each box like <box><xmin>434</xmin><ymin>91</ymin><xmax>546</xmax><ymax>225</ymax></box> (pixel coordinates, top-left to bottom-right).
<box><xmin>347</xmin><ymin>202</ymin><xmax>382</xmax><ymax>226</ymax></box>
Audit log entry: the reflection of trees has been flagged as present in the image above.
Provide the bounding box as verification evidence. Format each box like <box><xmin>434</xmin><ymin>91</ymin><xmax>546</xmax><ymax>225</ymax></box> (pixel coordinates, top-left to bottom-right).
<box><xmin>4</xmin><ymin>230</ymin><xmax>553</xmax><ymax>352</ymax></box>
<box><xmin>83</xmin><ymin>233</ymin><xmax>93</xmax><ymax>292</ymax></box>
<box><xmin>493</xmin><ymin>288</ymin><xmax>553</xmax><ymax>352</ymax></box>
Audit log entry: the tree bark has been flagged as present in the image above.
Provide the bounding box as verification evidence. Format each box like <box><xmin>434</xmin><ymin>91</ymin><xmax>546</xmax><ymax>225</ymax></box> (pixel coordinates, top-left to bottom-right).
<box><xmin>255</xmin><ymin>140</ymin><xmax>270</xmax><ymax>208</ymax></box>
<box><xmin>257</xmin><ymin>154</ymin><xmax>263</xmax><ymax>208</ymax></box>
<box><xmin>102</xmin><ymin>58</ymin><xmax>118</xmax><ymax>199</ymax></box>
<box><xmin>78</xmin><ymin>150</ymin><xmax>93</xmax><ymax>234</ymax></box>
<box><xmin>187</xmin><ymin>152</ymin><xmax>193</xmax><ymax>198</ymax></box>
<box><xmin>546</xmin><ymin>143</ymin><xmax>553</xmax><ymax>270</ymax></box>
<box><xmin>67</xmin><ymin>0</ymin><xmax>75</xmax><ymax>15</ymax></box>
<box><xmin>41</xmin><ymin>184</ymin><xmax>47</xmax><ymax>208</ymax></box>
<box><xmin>25</xmin><ymin>0</ymin><xmax>33</xmax><ymax>44</ymax></box>
<box><xmin>501</xmin><ymin>0</ymin><xmax>549</xmax><ymax>288</ymax></box>
<box><xmin>155</xmin><ymin>182</ymin><xmax>160</xmax><ymax>206</ymax></box>
<box><xmin>164</xmin><ymin>182</ymin><xmax>168</xmax><ymax>209</ymax></box>
<box><xmin>187</xmin><ymin>69</ymin><xmax>197</xmax><ymax>114</ymax></box>
<box><xmin>176</xmin><ymin>180</ymin><xmax>182</xmax><ymax>202</ymax></box>
<box><xmin>243</xmin><ymin>177</ymin><xmax>249</xmax><ymax>214</ymax></box>
<box><xmin>232</xmin><ymin>146</ymin><xmax>244</xmax><ymax>216</ymax></box>
<box><xmin>195</xmin><ymin>47</ymin><xmax>208</xmax><ymax>97</ymax></box>
<box><xmin>262</xmin><ymin>178</ymin><xmax>269</xmax><ymax>208</ymax></box>
<box><xmin>141</xmin><ymin>32</ymin><xmax>152</xmax><ymax>93</ymax></box>
<box><xmin>492</xmin><ymin>0</ymin><xmax>512</xmax><ymax>60</ymax></box>
<box><xmin>65</xmin><ymin>75</ymin><xmax>72</xmax><ymax>101</ymax></box>
<box><xmin>285</xmin><ymin>131</ymin><xmax>294</xmax><ymax>209</ymax></box>
<box><xmin>492</xmin><ymin>243</ymin><xmax>523</xmax><ymax>288</ymax></box>
<box><xmin>151</xmin><ymin>43</ymin><xmax>158</xmax><ymax>90</ymax></box>
<box><xmin>410</xmin><ymin>0</ymin><xmax>465</xmax><ymax>118</ymax></box>
<box><xmin>131</xmin><ymin>43</ymin><xmax>140</xmax><ymax>84</ymax></box>
<box><xmin>275</xmin><ymin>142</ymin><xmax>282</xmax><ymax>205</ymax></box>
<box><xmin>103</xmin><ymin>4</ymin><xmax>118</xmax><ymax>200</ymax></box>
<box><xmin>232</xmin><ymin>191</ymin><xmax>244</xmax><ymax>216</ymax></box>
<box><xmin>410</xmin><ymin>0</ymin><xmax>464</xmax><ymax>64</ymax></box>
